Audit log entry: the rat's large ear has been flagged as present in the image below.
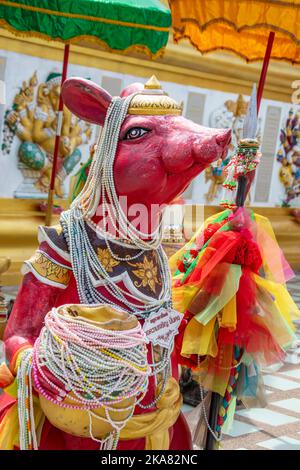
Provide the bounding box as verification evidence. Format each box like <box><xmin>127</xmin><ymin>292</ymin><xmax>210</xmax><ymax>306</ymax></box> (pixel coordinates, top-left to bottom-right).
<box><xmin>62</xmin><ymin>77</ymin><xmax>112</xmax><ymax>125</ymax></box>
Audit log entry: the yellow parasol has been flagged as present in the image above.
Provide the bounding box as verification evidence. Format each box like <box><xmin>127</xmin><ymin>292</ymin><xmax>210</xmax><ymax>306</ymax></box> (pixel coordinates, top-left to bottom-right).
<box><xmin>170</xmin><ymin>0</ymin><xmax>300</xmax><ymax>63</ymax></box>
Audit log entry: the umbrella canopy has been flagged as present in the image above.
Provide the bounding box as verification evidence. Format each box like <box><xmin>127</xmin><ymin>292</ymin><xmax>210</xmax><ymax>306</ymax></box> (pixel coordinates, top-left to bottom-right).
<box><xmin>0</xmin><ymin>0</ymin><xmax>171</xmax><ymax>57</ymax></box>
<box><xmin>170</xmin><ymin>0</ymin><xmax>300</xmax><ymax>63</ymax></box>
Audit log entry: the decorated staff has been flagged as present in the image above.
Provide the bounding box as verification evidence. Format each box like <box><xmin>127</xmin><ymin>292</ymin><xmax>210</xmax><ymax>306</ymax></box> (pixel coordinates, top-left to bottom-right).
<box><xmin>220</xmin><ymin>87</ymin><xmax>261</xmax><ymax>211</ymax></box>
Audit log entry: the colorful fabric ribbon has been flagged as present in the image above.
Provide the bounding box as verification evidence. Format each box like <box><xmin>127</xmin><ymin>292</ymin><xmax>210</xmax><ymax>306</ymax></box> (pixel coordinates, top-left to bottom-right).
<box><xmin>171</xmin><ymin>207</ymin><xmax>299</xmax><ymax>433</ymax></box>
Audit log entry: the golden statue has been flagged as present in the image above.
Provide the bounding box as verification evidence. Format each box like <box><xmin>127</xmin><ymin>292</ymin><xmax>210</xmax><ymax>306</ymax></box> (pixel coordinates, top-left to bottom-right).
<box><xmin>204</xmin><ymin>158</ymin><xmax>227</xmax><ymax>203</ymax></box>
<box><xmin>3</xmin><ymin>72</ymin><xmax>92</xmax><ymax>198</ymax></box>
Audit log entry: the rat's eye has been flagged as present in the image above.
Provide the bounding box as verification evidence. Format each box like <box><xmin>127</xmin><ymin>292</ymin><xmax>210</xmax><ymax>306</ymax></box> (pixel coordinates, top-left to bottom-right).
<box><xmin>123</xmin><ymin>127</ymin><xmax>150</xmax><ymax>140</ymax></box>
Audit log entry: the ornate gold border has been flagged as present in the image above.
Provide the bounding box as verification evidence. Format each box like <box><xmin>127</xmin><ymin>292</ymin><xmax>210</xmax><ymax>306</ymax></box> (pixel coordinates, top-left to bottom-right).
<box><xmin>174</xmin><ymin>18</ymin><xmax>300</xmax><ymax>46</ymax></box>
<box><xmin>128</xmin><ymin>108</ymin><xmax>182</xmax><ymax>115</ymax></box>
<box><xmin>169</xmin><ymin>0</ymin><xmax>300</xmax><ymax>10</ymax></box>
<box><xmin>173</xmin><ymin>33</ymin><xmax>300</xmax><ymax>64</ymax></box>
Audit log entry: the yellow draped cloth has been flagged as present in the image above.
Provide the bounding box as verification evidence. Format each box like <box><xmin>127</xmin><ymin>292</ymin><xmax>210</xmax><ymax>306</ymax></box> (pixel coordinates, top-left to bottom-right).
<box><xmin>120</xmin><ymin>378</ymin><xmax>182</xmax><ymax>450</ymax></box>
<box><xmin>0</xmin><ymin>377</ymin><xmax>182</xmax><ymax>450</ymax></box>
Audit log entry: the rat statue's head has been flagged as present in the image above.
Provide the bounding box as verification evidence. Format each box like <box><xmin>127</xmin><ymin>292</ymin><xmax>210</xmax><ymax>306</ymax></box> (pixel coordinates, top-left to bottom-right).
<box><xmin>62</xmin><ymin>76</ymin><xmax>231</xmax><ymax>215</ymax></box>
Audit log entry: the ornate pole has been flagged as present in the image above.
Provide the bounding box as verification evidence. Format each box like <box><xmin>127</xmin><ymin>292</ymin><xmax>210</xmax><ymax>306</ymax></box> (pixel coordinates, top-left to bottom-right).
<box><xmin>235</xmin><ymin>31</ymin><xmax>275</xmax><ymax>208</ymax></box>
<box><xmin>45</xmin><ymin>44</ymin><xmax>70</xmax><ymax>226</ymax></box>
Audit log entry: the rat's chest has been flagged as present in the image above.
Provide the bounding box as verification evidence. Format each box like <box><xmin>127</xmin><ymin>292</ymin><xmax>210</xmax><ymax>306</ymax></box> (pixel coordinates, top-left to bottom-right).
<box><xmin>89</xmin><ymin>235</ymin><xmax>163</xmax><ymax>302</ymax></box>
<box><xmin>36</xmin><ymin>222</ymin><xmax>165</xmax><ymax>304</ymax></box>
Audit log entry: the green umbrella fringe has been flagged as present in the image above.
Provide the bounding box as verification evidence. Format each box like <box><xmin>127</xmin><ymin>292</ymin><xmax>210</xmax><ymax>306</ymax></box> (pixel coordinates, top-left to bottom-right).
<box><xmin>0</xmin><ymin>18</ymin><xmax>167</xmax><ymax>60</ymax></box>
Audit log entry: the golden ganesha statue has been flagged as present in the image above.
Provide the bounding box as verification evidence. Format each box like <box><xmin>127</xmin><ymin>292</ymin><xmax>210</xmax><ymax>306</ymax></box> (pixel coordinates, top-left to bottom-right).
<box><xmin>2</xmin><ymin>71</ymin><xmax>92</xmax><ymax>198</ymax></box>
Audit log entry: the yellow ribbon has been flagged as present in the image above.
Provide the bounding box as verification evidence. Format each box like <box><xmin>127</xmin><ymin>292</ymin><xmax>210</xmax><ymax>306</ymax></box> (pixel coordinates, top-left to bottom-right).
<box><xmin>182</xmin><ymin>317</ymin><xmax>217</xmax><ymax>357</ymax></box>
<box><xmin>120</xmin><ymin>378</ymin><xmax>182</xmax><ymax>450</ymax></box>
<box><xmin>0</xmin><ymin>395</ymin><xmax>44</xmax><ymax>450</ymax></box>
<box><xmin>0</xmin><ymin>377</ymin><xmax>181</xmax><ymax>450</ymax></box>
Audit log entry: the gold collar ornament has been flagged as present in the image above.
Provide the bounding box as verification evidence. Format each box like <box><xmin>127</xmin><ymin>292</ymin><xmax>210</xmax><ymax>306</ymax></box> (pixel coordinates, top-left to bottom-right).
<box><xmin>128</xmin><ymin>75</ymin><xmax>183</xmax><ymax>116</ymax></box>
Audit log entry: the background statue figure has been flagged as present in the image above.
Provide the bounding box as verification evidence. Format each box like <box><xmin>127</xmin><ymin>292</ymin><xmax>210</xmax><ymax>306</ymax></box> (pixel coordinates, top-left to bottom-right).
<box><xmin>3</xmin><ymin>72</ymin><xmax>92</xmax><ymax>199</ymax></box>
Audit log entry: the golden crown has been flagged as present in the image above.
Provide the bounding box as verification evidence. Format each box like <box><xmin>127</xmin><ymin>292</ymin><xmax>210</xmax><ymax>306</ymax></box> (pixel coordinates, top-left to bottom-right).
<box><xmin>128</xmin><ymin>75</ymin><xmax>183</xmax><ymax>116</ymax></box>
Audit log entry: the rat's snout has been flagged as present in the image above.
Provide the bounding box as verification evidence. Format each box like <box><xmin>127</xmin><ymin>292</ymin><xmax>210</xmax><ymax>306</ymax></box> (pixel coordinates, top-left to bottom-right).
<box><xmin>160</xmin><ymin>125</ymin><xmax>231</xmax><ymax>175</ymax></box>
<box><xmin>192</xmin><ymin>127</ymin><xmax>231</xmax><ymax>164</ymax></box>
<box><xmin>216</xmin><ymin>128</ymin><xmax>232</xmax><ymax>148</ymax></box>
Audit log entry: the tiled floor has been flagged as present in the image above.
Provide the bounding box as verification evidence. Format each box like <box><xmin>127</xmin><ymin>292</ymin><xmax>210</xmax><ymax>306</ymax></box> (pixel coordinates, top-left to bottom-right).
<box><xmin>272</xmin><ymin>398</ymin><xmax>300</xmax><ymax>413</ymax></box>
<box><xmin>257</xmin><ymin>436</ymin><xmax>300</xmax><ymax>450</ymax></box>
<box><xmin>262</xmin><ymin>374</ymin><xmax>300</xmax><ymax>391</ymax></box>
<box><xmin>224</xmin><ymin>420</ymin><xmax>260</xmax><ymax>438</ymax></box>
<box><xmin>220</xmin><ymin>272</ymin><xmax>300</xmax><ymax>450</ymax></box>
<box><xmin>236</xmin><ymin>407</ymin><xmax>299</xmax><ymax>426</ymax></box>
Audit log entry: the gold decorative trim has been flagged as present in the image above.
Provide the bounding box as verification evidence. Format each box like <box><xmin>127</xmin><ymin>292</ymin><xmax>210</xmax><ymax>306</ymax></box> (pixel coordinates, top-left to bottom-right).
<box><xmin>129</xmin><ymin>256</ymin><xmax>161</xmax><ymax>294</ymax></box>
<box><xmin>144</xmin><ymin>75</ymin><xmax>162</xmax><ymax>89</ymax></box>
<box><xmin>0</xmin><ymin>19</ymin><xmax>167</xmax><ymax>60</ymax></box>
<box><xmin>173</xmin><ymin>32</ymin><xmax>300</xmax><ymax>64</ymax></box>
<box><xmin>0</xmin><ymin>1</ymin><xmax>170</xmax><ymax>32</ymax></box>
<box><xmin>128</xmin><ymin>75</ymin><xmax>183</xmax><ymax>115</ymax></box>
<box><xmin>174</xmin><ymin>18</ymin><xmax>300</xmax><ymax>46</ymax></box>
<box><xmin>24</xmin><ymin>250</ymin><xmax>71</xmax><ymax>287</ymax></box>
<box><xmin>97</xmin><ymin>248</ymin><xmax>120</xmax><ymax>273</ymax></box>
<box><xmin>169</xmin><ymin>0</ymin><xmax>300</xmax><ymax>11</ymax></box>
<box><xmin>128</xmin><ymin>107</ymin><xmax>182</xmax><ymax>115</ymax></box>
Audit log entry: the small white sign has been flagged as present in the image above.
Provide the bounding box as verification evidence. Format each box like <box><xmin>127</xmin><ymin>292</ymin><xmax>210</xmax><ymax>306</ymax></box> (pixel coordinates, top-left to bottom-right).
<box><xmin>143</xmin><ymin>307</ymin><xmax>182</xmax><ymax>349</ymax></box>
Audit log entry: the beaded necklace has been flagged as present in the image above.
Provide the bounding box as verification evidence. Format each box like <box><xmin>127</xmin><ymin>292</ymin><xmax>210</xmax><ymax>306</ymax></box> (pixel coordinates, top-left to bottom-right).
<box><xmin>68</xmin><ymin>95</ymin><xmax>162</xmax><ymax>249</ymax></box>
<box><xmin>17</xmin><ymin>349</ymin><xmax>38</xmax><ymax>450</ymax></box>
<box><xmin>60</xmin><ymin>95</ymin><xmax>175</xmax><ymax>408</ymax></box>
<box><xmin>17</xmin><ymin>307</ymin><xmax>150</xmax><ymax>450</ymax></box>
<box><xmin>62</xmin><ymin>209</ymin><xmax>171</xmax><ymax>316</ymax></box>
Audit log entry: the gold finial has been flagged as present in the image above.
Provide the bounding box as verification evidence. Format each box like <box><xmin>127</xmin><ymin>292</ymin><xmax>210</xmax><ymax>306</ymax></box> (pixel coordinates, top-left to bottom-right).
<box><xmin>128</xmin><ymin>76</ymin><xmax>182</xmax><ymax>116</ymax></box>
<box><xmin>225</xmin><ymin>94</ymin><xmax>248</xmax><ymax>117</ymax></box>
<box><xmin>235</xmin><ymin>94</ymin><xmax>248</xmax><ymax>117</ymax></box>
<box><xmin>144</xmin><ymin>75</ymin><xmax>162</xmax><ymax>90</ymax></box>
<box><xmin>30</xmin><ymin>71</ymin><xmax>38</xmax><ymax>87</ymax></box>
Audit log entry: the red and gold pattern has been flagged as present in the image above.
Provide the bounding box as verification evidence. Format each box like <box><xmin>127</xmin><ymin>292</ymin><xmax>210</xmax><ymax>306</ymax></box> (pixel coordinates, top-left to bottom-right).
<box><xmin>97</xmin><ymin>248</ymin><xmax>120</xmax><ymax>273</ymax></box>
<box><xmin>129</xmin><ymin>256</ymin><xmax>161</xmax><ymax>294</ymax></box>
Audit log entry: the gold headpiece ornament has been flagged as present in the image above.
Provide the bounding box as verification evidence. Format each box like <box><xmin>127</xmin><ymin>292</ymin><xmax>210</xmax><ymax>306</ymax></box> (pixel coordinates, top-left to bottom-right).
<box><xmin>128</xmin><ymin>75</ymin><xmax>183</xmax><ymax>116</ymax></box>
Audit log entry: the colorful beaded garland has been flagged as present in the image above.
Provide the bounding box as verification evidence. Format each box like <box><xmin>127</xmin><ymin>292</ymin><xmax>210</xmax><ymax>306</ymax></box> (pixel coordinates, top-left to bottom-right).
<box><xmin>17</xmin><ymin>306</ymin><xmax>150</xmax><ymax>450</ymax></box>
<box><xmin>220</xmin><ymin>138</ymin><xmax>261</xmax><ymax>209</ymax></box>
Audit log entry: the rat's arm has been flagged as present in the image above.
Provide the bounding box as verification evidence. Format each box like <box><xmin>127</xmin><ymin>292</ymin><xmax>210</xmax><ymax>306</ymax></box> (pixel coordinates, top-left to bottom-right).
<box><xmin>4</xmin><ymin>272</ymin><xmax>61</xmax><ymax>372</ymax></box>
<box><xmin>3</xmin><ymin>225</ymin><xmax>72</xmax><ymax>374</ymax></box>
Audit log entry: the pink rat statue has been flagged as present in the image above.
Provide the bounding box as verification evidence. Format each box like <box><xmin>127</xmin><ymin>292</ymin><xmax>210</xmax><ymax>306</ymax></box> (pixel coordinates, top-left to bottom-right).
<box><xmin>0</xmin><ymin>76</ymin><xmax>231</xmax><ymax>450</ymax></box>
